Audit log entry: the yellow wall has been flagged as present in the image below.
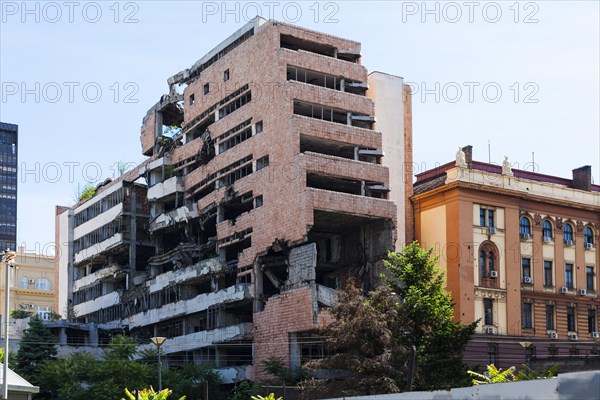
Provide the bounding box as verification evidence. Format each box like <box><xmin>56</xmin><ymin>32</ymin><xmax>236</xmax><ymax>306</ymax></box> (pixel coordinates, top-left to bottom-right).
<box><xmin>0</xmin><ymin>251</ymin><xmax>56</xmax><ymax>319</ymax></box>
<box><xmin>420</xmin><ymin>205</ymin><xmax>447</xmax><ymax>278</ymax></box>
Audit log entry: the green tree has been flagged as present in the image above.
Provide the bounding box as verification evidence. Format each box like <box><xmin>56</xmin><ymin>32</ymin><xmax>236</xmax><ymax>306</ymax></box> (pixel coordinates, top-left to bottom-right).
<box><xmin>305</xmin><ymin>280</ymin><xmax>405</xmax><ymax>396</ymax></box>
<box><xmin>103</xmin><ymin>334</ymin><xmax>139</xmax><ymax>361</ymax></box>
<box><xmin>36</xmin><ymin>336</ymin><xmax>152</xmax><ymax>400</ymax></box>
<box><xmin>162</xmin><ymin>364</ymin><xmax>225</xmax><ymax>400</ymax></box>
<box><xmin>383</xmin><ymin>242</ymin><xmax>478</xmax><ymax>390</ymax></box>
<box><xmin>15</xmin><ymin>315</ymin><xmax>57</xmax><ymax>383</ymax></box>
<box><xmin>10</xmin><ymin>309</ymin><xmax>34</xmax><ymax>319</ymax></box>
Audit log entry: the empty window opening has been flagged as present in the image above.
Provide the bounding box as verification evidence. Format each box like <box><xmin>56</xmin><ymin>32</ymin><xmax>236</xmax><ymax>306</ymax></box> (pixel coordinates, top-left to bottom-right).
<box><xmin>280</xmin><ymin>34</ymin><xmax>336</xmax><ymax>57</ymax></box>
<box><xmin>204</xmin><ymin>83</ymin><xmax>210</xmax><ymax>95</ymax></box>
<box><xmin>307</xmin><ymin>172</ymin><xmax>361</xmax><ymax>195</ymax></box>
<box><xmin>218</xmin><ymin>91</ymin><xmax>251</xmax><ymax>119</ymax></box>
<box><xmin>224</xmin><ymin>69</ymin><xmax>230</xmax><ymax>82</ymax></box>
<box><xmin>223</xmin><ymin>192</ymin><xmax>254</xmax><ymax>222</ymax></box>
<box><xmin>294</xmin><ymin>101</ymin><xmax>347</xmax><ymax>124</ymax></box>
<box><xmin>300</xmin><ymin>135</ymin><xmax>355</xmax><ymax>160</ymax></box>
<box><xmin>256</xmin><ymin>156</ymin><xmax>269</xmax><ymax>170</ymax></box>
<box><xmin>185</xmin><ymin>114</ymin><xmax>215</xmax><ymax>143</ymax></box>
<box><xmin>218</xmin><ymin>125</ymin><xmax>252</xmax><ymax>153</ymax></box>
<box><xmin>255</xmin><ymin>121</ymin><xmax>263</xmax><ymax>134</ymax></box>
<box><xmin>223</xmin><ymin>236</ymin><xmax>252</xmax><ymax>263</ymax></box>
<box><xmin>189</xmin><ymin>93</ymin><xmax>195</xmax><ymax>106</ymax></box>
<box><xmin>184</xmin><ymin>84</ymin><xmax>248</xmax><ymax>132</ymax></box>
<box><xmin>287</xmin><ymin>66</ymin><xmax>341</xmax><ymax>90</ymax></box>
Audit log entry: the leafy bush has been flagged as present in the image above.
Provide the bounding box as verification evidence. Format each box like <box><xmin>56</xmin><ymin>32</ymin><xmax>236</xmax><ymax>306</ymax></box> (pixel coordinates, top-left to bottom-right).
<box><xmin>10</xmin><ymin>309</ymin><xmax>33</xmax><ymax>319</ymax></box>
<box><xmin>122</xmin><ymin>387</ymin><xmax>185</xmax><ymax>400</ymax></box>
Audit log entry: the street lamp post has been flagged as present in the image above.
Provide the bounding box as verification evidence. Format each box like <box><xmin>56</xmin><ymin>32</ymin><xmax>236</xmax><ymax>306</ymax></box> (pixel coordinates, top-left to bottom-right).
<box><xmin>519</xmin><ymin>341</ymin><xmax>533</xmax><ymax>367</ymax></box>
<box><xmin>1</xmin><ymin>250</ymin><xmax>16</xmax><ymax>400</ymax></box>
<box><xmin>150</xmin><ymin>336</ymin><xmax>166</xmax><ymax>391</ymax></box>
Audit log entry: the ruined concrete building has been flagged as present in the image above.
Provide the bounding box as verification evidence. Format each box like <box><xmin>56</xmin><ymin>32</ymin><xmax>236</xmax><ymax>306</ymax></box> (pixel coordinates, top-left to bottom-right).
<box><xmin>56</xmin><ymin>17</ymin><xmax>413</xmax><ymax>382</ymax></box>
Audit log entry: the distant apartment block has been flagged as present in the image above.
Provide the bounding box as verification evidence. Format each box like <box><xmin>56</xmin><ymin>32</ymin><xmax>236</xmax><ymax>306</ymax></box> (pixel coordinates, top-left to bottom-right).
<box><xmin>0</xmin><ymin>122</ymin><xmax>18</xmax><ymax>252</ymax></box>
<box><xmin>413</xmin><ymin>146</ymin><xmax>600</xmax><ymax>370</ymax></box>
<box><xmin>56</xmin><ymin>17</ymin><xmax>413</xmax><ymax>381</ymax></box>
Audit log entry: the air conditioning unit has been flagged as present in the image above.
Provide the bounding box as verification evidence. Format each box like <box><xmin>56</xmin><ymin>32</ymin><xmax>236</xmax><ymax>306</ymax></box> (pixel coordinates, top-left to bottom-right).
<box><xmin>568</xmin><ymin>333</ymin><xmax>578</xmax><ymax>341</ymax></box>
<box><xmin>585</xmin><ymin>243</ymin><xmax>594</xmax><ymax>250</ymax></box>
<box><xmin>521</xmin><ymin>233</ymin><xmax>531</xmax><ymax>240</ymax></box>
<box><xmin>564</xmin><ymin>239</ymin><xmax>574</xmax><ymax>247</ymax></box>
<box><xmin>550</xmin><ymin>332</ymin><xmax>559</xmax><ymax>339</ymax></box>
<box><xmin>28</xmin><ymin>279</ymin><xmax>34</xmax><ymax>284</ymax></box>
<box><xmin>561</xmin><ymin>286</ymin><xmax>568</xmax><ymax>294</ymax></box>
<box><xmin>543</xmin><ymin>237</ymin><xmax>552</xmax><ymax>243</ymax></box>
<box><xmin>592</xmin><ymin>332</ymin><xmax>600</xmax><ymax>339</ymax></box>
<box><xmin>486</xmin><ymin>327</ymin><xmax>497</xmax><ymax>334</ymax></box>
<box><xmin>524</xmin><ymin>277</ymin><xmax>533</xmax><ymax>284</ymax></box>
<box><xmin>488</xmin><ymin>227</ymin><xmax>497</xmax><ymax>235</ymax></box>
<box><xmin>490</xmin><ymin>271</ymin><xmax>498</xmax><ymax>278</ymax></box>
<box><xmin>579</xmin><ymin>288</ymin><xmax>587</xmax><ymax>296</ymax></box>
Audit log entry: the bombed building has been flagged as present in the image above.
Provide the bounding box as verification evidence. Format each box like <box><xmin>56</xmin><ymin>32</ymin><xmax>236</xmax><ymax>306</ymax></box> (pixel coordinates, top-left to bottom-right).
<box><xmin>56</xmin><ymin>17</ymin><xmax>413</xmax><ymax>381</ymax></box>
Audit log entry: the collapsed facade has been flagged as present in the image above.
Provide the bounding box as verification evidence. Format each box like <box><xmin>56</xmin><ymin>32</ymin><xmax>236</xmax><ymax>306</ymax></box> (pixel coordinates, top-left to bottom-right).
<box><xmin>56</xmin><ymin>17</ymin><xmax>413</xmax><ymax>381</ymax></box>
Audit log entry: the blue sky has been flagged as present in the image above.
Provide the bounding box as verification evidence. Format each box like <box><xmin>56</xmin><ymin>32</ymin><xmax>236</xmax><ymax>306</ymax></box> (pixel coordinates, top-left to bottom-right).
<box><xmin>1</xmin><ymin>0</ymin><xmax>598</xmax><ymax>252</ymax></box>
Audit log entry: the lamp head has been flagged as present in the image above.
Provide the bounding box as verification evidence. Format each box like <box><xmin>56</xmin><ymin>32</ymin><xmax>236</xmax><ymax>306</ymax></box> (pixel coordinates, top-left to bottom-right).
<box><xmin>150</xmin><ymin>336</ymin><xmax>167</xmax><ymax>347</ymax></box>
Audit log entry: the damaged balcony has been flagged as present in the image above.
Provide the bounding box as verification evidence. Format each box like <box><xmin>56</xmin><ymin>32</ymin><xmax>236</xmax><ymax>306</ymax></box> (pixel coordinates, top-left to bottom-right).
<box><xmin>72</xmin><ymin>264</ymin><xmax>122</xmax><ymax>293</ymax></box>
<box><xmin>280</xmin><ymin>34</ymin><xmax>360</xmax><ymax>63</ymax></box>
<box><xmin>287</xmin><ymin>66</ymin><xmax>368</xmax><ymax>95</ymax></box>
<box><xmin>147</xmin><ymin>243</ymin><xmax>219</xmax><ymax>277</ymax></box>
<box><xmin>74</xmin><ymin>290</ymin><xmax>120</xmax><ymax>317</ymax></box>
<box><xmin>149</xmin><ymin>205</ymin><xmax>199</xmax><ymax>233</ymax></box>
<box><xmin>148</xmin><ymin>175</ymin><xmax>184</xmax><ymax>202</ymax></box>
<box><xmin>306</xmin><ymin>172</ymin><xmax>389</xmax><ymax>199</ymax></box>
<box><xmin>300</xmin><ymin>135</ymin><xmax>382</xmax><ymax>164</ymax></box>
<box><xmin>293</xmin><ymin>100</ymin><xmax>375</xmax><ymax>129</ymax></box>
<box><xmin>126</xmin><ymin>283</ymin><xmax>253</xmax><ymax>329</ymax></box>
<box><xmin>137</xmin><ymin>322</ymin><xmax>253</xmax><ymax>356</ymax></box>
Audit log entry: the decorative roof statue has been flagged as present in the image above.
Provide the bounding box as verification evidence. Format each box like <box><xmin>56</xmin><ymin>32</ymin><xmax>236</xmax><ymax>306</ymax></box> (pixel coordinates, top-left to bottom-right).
<box><xmin>456</xmin><ymin>146</ymin><xmax>467</xmax><ymax>168</ymax></box>
<box><xmin>502</xmin><ymin>155</ymin><xmax>513</xmax><ymax>176</ymax></box>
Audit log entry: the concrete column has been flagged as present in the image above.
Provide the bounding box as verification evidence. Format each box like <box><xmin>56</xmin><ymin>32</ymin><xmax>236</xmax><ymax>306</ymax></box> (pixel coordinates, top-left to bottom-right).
<box><xmin>289</xmin><ymin>332</ymin><xmax>301</xmax><ymax>371</ymax></box>
<box><xmin>88</xmin><ymin>324</ymin><xmax>98</xmax><ymax>347</ymax></box>
<box><xmin>58</xmin><ymin>327</ymin><xmax>67</xmax><ymax>346</ymax></box>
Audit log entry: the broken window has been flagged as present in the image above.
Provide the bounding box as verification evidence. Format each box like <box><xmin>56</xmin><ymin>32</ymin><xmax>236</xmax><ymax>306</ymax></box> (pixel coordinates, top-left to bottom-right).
<box><xmin>256</xmin><ymin>156</ymin><xmax>269</xmax><ymax>170</ymax></box>
<box><xmin>287</xmin><ymin>66</ymin><xmax>342</xmax><ymax>91</ymax></box>
<box><xmin>218</xmin><ymin>90</ymin><xmax>251</xmax><ymax>119</ymax></box>
<box><xmin>222</xmin><ymin>192</ymin><xmax>254</xmax><ymax>222</ymax></box>
<box><xmin>189</xmin><ymin>93</ymin><xmax>195</xmax><ymax>106</ymax></box>
<box><xmin>293</xmin><ymin>101</ymin><xmax>347</xmax><ymax>125</ymax></box>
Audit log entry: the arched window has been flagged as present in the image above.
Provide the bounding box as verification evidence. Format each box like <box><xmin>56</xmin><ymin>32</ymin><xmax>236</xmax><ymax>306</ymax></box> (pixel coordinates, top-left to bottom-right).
<box><xmin>584</xmin><ymin>227</ymin><xmax>594</xmax><ymax>246</ymax></box>
<box><xmin>35</xmin><ymin>278</ymin><xmax>51</xmax><ymax>291</ymax></box>
<box><xmin>19</xmin><ymin>277</ymin><xmax>28</xmax><ymax>289</ymax></box>
<box><xmin>542</xmin><ymin>220</ymin><xmax>553</xmax><ymax>240</ymax></box>
<box><xmin>520</xmin><ymin>216</ymin><xmax>531</xmax><ymax>236</ymax></box>
<box><xmin>564</xmin><ymin>223</ymin><xmax>574</xmax><ymax>242</ymax></box>
<box><xmin>479</xmin><ymin>242</ymin><xmax>499</xmax><ymax>288</ymax></box>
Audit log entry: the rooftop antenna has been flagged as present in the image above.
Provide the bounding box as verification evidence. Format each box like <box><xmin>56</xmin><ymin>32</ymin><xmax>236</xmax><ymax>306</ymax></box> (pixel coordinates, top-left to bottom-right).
<box><xmin>532</xmin><ymin>152</ymin><xmax>535</xmax><ymax>172</ymax></box>
<box><xmin>488</xmin><ymin>140</ymin><xmax>491</xmax><ymax>163</ymax></box>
